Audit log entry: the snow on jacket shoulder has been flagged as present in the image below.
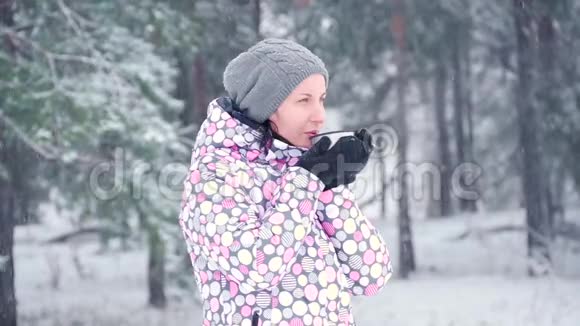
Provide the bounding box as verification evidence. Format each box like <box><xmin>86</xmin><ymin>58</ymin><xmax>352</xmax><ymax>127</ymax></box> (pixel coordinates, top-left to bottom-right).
<box><xmin>179</xmin><ymin>97</ymin><xmax>392</xmax><ymax>326</ymax></box>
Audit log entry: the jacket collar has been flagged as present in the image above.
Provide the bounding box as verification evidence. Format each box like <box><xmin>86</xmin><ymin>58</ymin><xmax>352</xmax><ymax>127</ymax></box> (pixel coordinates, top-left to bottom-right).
<box><xmin>194</xmin><ymin>97</ymin><xmax>308</xmax><ymax>166</ymax></box>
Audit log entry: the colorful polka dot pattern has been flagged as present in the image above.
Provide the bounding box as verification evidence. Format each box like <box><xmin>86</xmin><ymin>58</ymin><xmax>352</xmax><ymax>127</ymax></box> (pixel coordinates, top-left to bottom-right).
<box><xmin>179</xmin><ymin>98</ymin><xmax>392</xmax><ymax>325</ymax></box>
<box><xmin>315</xmin><ymin>186</ymin><xmax>393</xmax><ymax>297</ymax></box>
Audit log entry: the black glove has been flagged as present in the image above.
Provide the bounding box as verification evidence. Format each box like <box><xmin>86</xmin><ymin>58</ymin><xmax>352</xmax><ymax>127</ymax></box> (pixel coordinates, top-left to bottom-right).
<box><xmin>297</xmin><ymin>133</ymin><xmax>371</xmax><ymax>191</ymax></box>
<box><xmin>354</xmin><ymin>128</ymin><xmax>374</xmax><ymax>168</ymax></box>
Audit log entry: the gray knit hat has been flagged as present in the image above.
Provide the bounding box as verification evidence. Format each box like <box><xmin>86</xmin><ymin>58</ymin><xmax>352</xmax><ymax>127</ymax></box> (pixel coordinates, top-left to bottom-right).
<box><xmin>223</xmin><ymin>38</ymin><xmax>329</xmax><ymax>123</ymax></box>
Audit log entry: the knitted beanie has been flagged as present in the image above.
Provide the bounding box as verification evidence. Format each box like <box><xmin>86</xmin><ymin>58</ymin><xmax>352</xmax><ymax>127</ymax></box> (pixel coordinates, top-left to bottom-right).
<box><xmin>223</xmin><ymin>38</ymin><xmax>329</xmax><ymax>123</ymax></box>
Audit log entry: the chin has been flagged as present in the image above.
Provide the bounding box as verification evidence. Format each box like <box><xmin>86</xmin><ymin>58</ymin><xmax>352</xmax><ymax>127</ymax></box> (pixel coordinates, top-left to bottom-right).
<box><xmin>286</xmin><ymin>136</ymin><xmax>307</xmax><ymax>148</ymax></box>
<box><xmin>298</xmin><ymin>139</ymin><xmax>312</xmax><ymax>148</ymax></box>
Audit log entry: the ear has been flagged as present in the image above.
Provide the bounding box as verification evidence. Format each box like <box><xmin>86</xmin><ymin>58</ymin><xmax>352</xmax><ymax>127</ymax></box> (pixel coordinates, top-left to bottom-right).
<box><xmin>268</xmin><ymin>119</ymin><xmax>280</xmax><ymax>134</ymax></box>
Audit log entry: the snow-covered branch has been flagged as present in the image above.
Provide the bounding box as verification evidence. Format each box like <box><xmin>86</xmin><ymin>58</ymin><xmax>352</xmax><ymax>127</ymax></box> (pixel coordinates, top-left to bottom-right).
<box><xmin>0</xmin><ymin>110</ymin><xmax>59</xmax><ymax>160</ymax></box>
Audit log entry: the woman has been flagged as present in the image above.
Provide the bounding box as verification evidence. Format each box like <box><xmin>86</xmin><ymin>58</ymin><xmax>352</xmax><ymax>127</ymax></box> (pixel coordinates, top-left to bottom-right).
<box><xmin>179</xmin><ymin>38</ymin><xmax>393</xmax><ymax>326</ymax></box>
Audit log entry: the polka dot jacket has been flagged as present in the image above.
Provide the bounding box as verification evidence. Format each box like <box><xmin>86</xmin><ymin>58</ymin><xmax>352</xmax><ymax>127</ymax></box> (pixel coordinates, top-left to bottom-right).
<box><xmin>179</xmin><ymin>97</ymin><xmax>393</xmax><ymax>326</ymax></box>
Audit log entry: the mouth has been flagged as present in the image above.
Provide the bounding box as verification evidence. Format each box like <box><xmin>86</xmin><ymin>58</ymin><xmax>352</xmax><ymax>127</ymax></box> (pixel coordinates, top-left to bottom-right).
<box><xmin>305</xmin><ymin>131</ymin><xmax>319</xmax><ymax>137</ymax></box>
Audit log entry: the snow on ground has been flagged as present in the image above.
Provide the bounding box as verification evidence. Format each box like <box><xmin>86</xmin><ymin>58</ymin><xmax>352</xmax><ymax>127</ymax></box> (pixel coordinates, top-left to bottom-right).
<box><xmin>353</xmin><ymin>275</ymin><xmax>580</xmax><ymax>326</ymax></box>
<box><xmin>14</xmin><ymin>205</ymin><xmax>580</xmax><ymax>326</ymax></box>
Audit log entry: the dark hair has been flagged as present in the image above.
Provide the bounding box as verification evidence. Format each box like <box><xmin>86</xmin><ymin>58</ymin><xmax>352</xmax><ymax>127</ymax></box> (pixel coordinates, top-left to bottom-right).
<box><xmin>257</xmin><ymin>118</ymin><xmax>292</xmax><ymax>149</ymax></box>
<box><xmin>259</xmin><ymin>121</ymin><xmax>275</xmax><ymax>149</ymax></box>
<box><xmin>224</xmin><ymin>96</ymin><xmax>286</xmax><ymax>150</ymax></box>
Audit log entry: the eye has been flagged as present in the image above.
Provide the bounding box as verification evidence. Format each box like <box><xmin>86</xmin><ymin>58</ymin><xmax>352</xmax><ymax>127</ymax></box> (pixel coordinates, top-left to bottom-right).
<box><xmin>299</xmin><ymin>98</ymin><xmax>309</xmax><ymax>103</ymax></box>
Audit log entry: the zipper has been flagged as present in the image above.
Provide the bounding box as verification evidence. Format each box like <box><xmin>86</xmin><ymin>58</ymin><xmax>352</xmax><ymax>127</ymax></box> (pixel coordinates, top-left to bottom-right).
<box><xmin>251</xmin><ymin>308</ymin><xmax>261</xmax><ymax>326</ymax></box>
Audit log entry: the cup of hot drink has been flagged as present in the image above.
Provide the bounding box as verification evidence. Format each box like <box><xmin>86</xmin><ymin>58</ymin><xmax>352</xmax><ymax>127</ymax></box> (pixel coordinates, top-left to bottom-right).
<box><xmin>309</xmin><ymin>130</ymin><xmax>356</xmax><ymax>148</ymax></box>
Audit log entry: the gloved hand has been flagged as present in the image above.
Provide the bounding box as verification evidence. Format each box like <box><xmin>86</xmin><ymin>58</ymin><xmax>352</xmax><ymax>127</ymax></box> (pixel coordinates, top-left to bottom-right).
<box><xmin>354</xmin><ymin>128</ymin><xmax>374</xmax><ymax>169</ymax></box>
<box><xmin>297</xmin><ymin>131</ymin><xmax>373</xmax><ymax>191</ymax></box>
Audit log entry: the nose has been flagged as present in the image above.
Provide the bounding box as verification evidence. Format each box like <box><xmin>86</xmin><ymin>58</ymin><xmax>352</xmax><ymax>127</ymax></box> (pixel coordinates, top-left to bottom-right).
<box><xmin>311</xmin><ymin>103</ymin><xmax>325</xmax><ymax>126</ymax></box>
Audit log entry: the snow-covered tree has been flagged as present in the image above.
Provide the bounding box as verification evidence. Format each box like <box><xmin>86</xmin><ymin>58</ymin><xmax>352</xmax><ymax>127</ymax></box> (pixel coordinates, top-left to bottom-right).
<box><xmin>1</xmin><ymin>0</ymin><xmax>200</xmax><ymax>318</ymax></box>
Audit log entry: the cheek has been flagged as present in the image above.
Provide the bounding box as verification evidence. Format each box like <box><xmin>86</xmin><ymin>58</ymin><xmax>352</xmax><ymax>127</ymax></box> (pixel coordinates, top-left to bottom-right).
<box><xmin>278</xmin><ymin>111</ymin><xmax>308</xmax><ymax>131</ymax></box>
<box><xmin>292</xmin><ymin>115</ymin><xmax>310</xmax><ymax>134</ymax></box>
<box><xmin>281</xmin><ymin>120</ymin><xmax>303</xmax><ymax>137</ymax></box>
<box><xmin>273</xmin><ymin>107</ymin><xmax>312</xmax><ymax>145</ymax></box>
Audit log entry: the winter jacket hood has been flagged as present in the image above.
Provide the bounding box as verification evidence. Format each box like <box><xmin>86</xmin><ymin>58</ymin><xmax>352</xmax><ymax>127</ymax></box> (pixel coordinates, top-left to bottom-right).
<box><xmin>190</xmin><ymin>96</ymin><xmax>308</xmax><ymax>167</ymax></box>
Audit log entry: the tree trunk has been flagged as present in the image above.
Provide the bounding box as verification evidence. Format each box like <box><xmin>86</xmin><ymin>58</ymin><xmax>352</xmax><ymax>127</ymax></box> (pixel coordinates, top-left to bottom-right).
<box><xmin>193</xmin><ymin>53</ymin><xmax>208</xmax><ymax>125</ymax></box>
<box><xmin>538</xmin><ymin>9</ymin><xmax>559</xmax><ymax>241</ymax></box>
<box><xmin>366</xmin><ymin>78</ymin><xmax>394</xmax><ymax>220</ymax></box>
<box><xmin>513</xmin><ymin>0</ymin><xmax>552</xmax><ymax>276</ymax></box>
<box><xmin>451</xmin><ymin>22</ymin><xmax>476</xmax><ymax>212</ymax></box>
<box><xmin>0</xmin><ymin>131</ymin><xmax>17</xmax><ymax>326</ymax></box>
<box><xmin>253</xmin><ymin>0</ymin><xmax>262</xmax><ymax>40</ymax></box>
<box><xmin>379</xmin><ymin>155</ymin><xmax>387</xmax><ymax>219</ymax></box>
<box><xmin>0</xmin><ymin>184</ymin><xmax>17</xmax><ymax>326</ymax></box>
<box><xmin>418</xmin><ymin>67</ymin><xmax>441</xmax><ymax>219</ymax></box>
<box><xmin>0</xmin><ymin>0</ymin><xmax>15</xmax><ymax>54</ymax></box>
<box><xmin>1</xmin><ymin>1</ymin><xmax>19</xmax><ymax>324</ymax></box>
<box><xmin>176</xmin><ymin>48</ymin><xmax>195</xmax><ymax>129</ymax></box>
<box><xmin>176</xmin><ymin>48</ymin><xmax>208</xmax><ymax>137</ymax></box>
<box><xmin>462</xmin><ymin>10</ymin><xmax>478</xmax><ymax>212</ymax></box>
<box><xmin>451</xmin><ymin>24</ymin><xmax>465</xmax><ymax>174</ymax></box>
<box><xmin>391</xmin><ymin>0</ymin><xmax>415</xmax><ymax>278</ymax></box>
<box><xmin>434</xmin><ymin>50</ymin><xmax>453</xmax><ymax>217</ymax></box>
<box><xmin>147</xmin><ymin>226</ymin><xmax>166</xmax><ymax>308</ymax></box>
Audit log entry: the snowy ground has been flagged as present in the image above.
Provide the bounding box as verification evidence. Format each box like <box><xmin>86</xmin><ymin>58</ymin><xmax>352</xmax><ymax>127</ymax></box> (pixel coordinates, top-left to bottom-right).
<box><xmin>14</xmin><ymin>206</ymin><xmax>580</xmax><ymax>326</ymax></box>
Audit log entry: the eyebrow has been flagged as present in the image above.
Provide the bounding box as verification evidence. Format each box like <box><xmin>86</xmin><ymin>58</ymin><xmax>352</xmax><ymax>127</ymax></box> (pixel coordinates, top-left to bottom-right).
<box><xmin>299</xmin><ymin>93</ymin><xmax>327</xmax><ymax>97</ymax></box>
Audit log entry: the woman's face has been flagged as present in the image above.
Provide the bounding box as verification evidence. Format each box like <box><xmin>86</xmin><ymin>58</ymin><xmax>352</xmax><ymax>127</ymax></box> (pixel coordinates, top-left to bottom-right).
<box><xmin>269</xmin><ymin>74</ymin><xmax>326</xmax><ymax>148</ymax></box>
